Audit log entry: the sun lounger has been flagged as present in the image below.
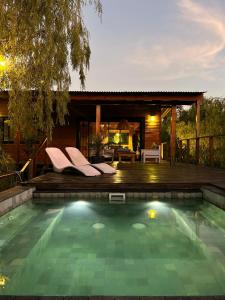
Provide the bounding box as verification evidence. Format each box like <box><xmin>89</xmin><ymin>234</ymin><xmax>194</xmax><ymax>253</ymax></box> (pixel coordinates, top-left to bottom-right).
<box><xmin>45</xmin><ymin>147</ymin><xmax>101</xmax><ymax>176</ymax></box>
<box><xmin>65</xmin><ymin>147</ymin><xmax>116</xmax><ymax>174</ymax></box>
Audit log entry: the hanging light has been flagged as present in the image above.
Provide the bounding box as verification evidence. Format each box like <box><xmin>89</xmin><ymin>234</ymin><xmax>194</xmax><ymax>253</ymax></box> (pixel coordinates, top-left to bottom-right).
<box><xmin>117</xmin><ymin>119</ymin><xmax>130</xmax><ymax>130</ymax></box>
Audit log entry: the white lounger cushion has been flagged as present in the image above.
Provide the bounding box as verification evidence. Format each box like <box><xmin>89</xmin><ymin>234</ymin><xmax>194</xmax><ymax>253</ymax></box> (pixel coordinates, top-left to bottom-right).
<box><xmin>65</xmin><ymin>147</ymin><xmax>116</xmax><ymax>174</ymax></box>
<box><xmin>45</xmin><ymin>147</ymin><xmax>101</xmax><ymax>176</ymax></box>
<box><xmin>92</xmin><ymin>163</ymin><xmax>116</xmax><ymax>174</ymax></box>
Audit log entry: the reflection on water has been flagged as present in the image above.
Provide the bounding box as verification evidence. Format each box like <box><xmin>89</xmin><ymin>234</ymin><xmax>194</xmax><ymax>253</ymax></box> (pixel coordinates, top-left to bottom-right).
<box><xmin>0</xmin><ymin>275</ymin><xmax>9</xmax><ymax>289</ymax></box>
<box><xmin>0</xmin><ymin>199</ymin><xmax>225</xmax><ymax>296</ymax></box>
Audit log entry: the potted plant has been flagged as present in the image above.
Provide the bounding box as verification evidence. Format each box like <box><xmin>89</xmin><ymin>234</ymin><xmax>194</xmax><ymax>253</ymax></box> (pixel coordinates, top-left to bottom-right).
<box><xmin>89</xmin><ymin>134</ymin><xmax>105</xmax><ymax>163</ymax></box>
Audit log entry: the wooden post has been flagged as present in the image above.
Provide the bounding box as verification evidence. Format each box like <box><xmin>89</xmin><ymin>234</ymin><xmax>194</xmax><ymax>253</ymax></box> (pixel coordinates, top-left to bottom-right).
<box><xmin>96</xmin><ymin>105</ymin><xmax>101</xmax><ymax>135</ymax></box>
<box><xmin>15</xmin><ymin>130</ymin><xmax>21</xmax><ymax>166</ymax></box>
<box><xmin>186</xmin><ymin>139</ymin><xmax>190</xmax><ymax>162</ymax></box>
<box><xmin>170</xmin><ymin>106</ymin><xmax>176</xmax><ymax>166</ymax></box>
<box><xmin>195</xmin><ymin>100</ymin><xmax>200</xmax><ymax>164</ymax></box>
<box><xmin>195</xmin><ymin>100</ymin><xmax>201</xmax><ymax>138</ymax></box>
<box><xmin>209</xmin><ymin>136</ymin><xmax>214</xmax><ymax>166</ymax></box>
<box><xmin>178</xmin><ymin>139</ymin><xmax>183</xmax><ymax>161</ymax></box>
<box><xmin>196</xmin><ymin>137</ymin><xmax>200</xmax><ymax>164</ymax></box>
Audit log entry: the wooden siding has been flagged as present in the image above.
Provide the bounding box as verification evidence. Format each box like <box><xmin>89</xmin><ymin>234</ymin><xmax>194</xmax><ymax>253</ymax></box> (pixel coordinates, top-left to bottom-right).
<box><xmin>0</xmin><ymin>91</ymin><xmax>204</xmax><ymax>164</ymax></box>
<box><xmin>2</xmin><ymin>123</ymin><xmax>77</xmax><ymax>164</ymax></box>
<box><xmin>0</xmin><ymin>99</ymin><xmax>8</xmax><ymax>116</ymax></box>
<box><xmin>144</xmin><ymin>110</ymin><xmax>161</xmax><ymax>148</ymax></box>
<box><xmin>79</xmin><ymin>121</ymin><xmax>89</xmax><ymax>157</ymax></box>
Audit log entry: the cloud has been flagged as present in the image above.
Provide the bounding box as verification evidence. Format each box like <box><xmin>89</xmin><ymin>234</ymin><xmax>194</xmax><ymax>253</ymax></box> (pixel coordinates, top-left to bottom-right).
<box><xmin>178</xmin><ymin>0</ymin><xmax>225</xmax><ymax>60</ymax></box>
<box><xmin>129</xmin><ymin>0</ymin><xmax>225</xmax><ymax>80</ymax></box>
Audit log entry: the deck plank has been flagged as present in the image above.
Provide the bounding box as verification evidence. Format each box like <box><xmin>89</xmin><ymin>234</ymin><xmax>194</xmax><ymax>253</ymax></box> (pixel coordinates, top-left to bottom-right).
<box><xmin>26</xmin><ymin>161</ymin><xmax>225</xmax><ymax>192</ymax></box>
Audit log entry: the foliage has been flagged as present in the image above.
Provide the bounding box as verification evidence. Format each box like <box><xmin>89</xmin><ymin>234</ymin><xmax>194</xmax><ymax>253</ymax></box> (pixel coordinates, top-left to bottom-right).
<box><xmin>175</xmin><ymin>98</ymin><xmax>225</xmax><ymax>167</ymax></box>
<box><xmin>89</xmin><ymin>133</ymin><xmax>104</xmax><ymax>157</ymax></box>
<box><xmin>0</xmin><ymin>0</ymin><xmax>102</xmax><ymax>139</ymax></box>
<box><xmin>176</xmin><ymin>98</ymin><xmax>225</xmax><ymax>140</ymax></box>
<box><xmin>0</xmin><ymin>173</ymin><xmax>17</xmax><ymax>191</ymax></box>
<box><xmin>0</xmin><ymin>146</ymin><xmax>15</xmax><ymax>173</ymax></box>
<box><xmin>161</xmin><ymin>119</ymin><xmax>170</xmax><ymax>143</ymax></box>
<box><xmin>176</xmin><ymin>105</ymin><xmax>196</xmax><ymax>139</ymax></box>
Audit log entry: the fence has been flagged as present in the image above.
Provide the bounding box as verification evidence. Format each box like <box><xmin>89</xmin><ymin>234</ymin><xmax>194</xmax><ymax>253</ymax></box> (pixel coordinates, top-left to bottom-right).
<box><xmin>177</xmin><ymin>134</ymin><xmax>225</xmax><ymax>167</ymax></box>
<box><xmin>0</xmin><ymin>172</ymin><xmax>18</xmax><ymax>192</ymax></box>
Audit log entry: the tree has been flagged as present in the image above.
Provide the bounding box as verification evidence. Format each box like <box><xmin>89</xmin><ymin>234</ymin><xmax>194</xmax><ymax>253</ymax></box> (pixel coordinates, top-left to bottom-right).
<box><xmin>175</xmin><ymin>98</ymin><xmax>225</xmax><ymax>139</ymax></box>
<box><xmin>0</xmin><ymin>0</ymin><xmax>102</xmax><ymax>139</ymax></box>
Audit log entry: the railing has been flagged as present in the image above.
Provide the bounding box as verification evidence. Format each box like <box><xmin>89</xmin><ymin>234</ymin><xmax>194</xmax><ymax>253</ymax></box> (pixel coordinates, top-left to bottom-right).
<box><xmin>19</xmin><ymin>137</ymin><xmax>48</xmax><ymax>180</ymax></box>
<box><xmin>177</xmin><ymin>134</ymin><xmax>225</xmax><ymax>167</ymax></box>
<box><xmin>0</xmin><ymin>172</ymin><xmax>18</xmax><ymax>192</ymax></box>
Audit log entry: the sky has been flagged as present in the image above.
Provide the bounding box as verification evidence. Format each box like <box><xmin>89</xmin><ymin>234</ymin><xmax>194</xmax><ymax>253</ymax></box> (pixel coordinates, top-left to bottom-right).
<box><xmin>70</xmin><ymin>0</ymin><xmax>225</xmax><ymax>97</ymax></box>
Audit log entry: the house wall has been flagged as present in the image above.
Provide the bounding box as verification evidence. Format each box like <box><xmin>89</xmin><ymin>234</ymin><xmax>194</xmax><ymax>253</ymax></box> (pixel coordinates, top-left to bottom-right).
<box><xmin>0</xmin><ymin>99</ymin><xmax>8</xmax><ymax>115</ymax></box>
<box><xmin>144</xmin><ymin>110</ymin><xmax>161</xmax><ymax>148</ymax></box>
<box><xmin>0</xmin><ymin>99</ymin><xmax>77</xmax><ymax>164</ymax></box>
<box><xmin>1</xmin><ymin>98</ymin><xmax>162</xmax><ymax>165</ymax></box>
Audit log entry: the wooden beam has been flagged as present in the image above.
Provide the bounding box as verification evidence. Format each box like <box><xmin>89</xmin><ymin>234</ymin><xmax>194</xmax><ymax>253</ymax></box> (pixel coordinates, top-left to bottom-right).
<box><xmin>195</xmin><ymin>100</ymin><xmax>201</xmax><ymax>138</ymax></box>
<box><xmin>96</xmin><ymin>105</ymin><xmax>101</xmax><ymax>135</ymax></box>
<box><xmin>195</xmin><ymin>100</ymin><xmax>201</xmax><ymax>164</ymax></box>
<box><xmin>15</xmin><ymin>131</ymin><xmax>20</xmax><ymax>165</ymax></box>
<box><xmin>161</xmin><ymin>108</ymin><xmax>171</xmax><ymax>119</ymax></box>
<box><xmin>170</xmin><ymin>106</ymin><xmax>176</xmax><ymax>166</ymax></box>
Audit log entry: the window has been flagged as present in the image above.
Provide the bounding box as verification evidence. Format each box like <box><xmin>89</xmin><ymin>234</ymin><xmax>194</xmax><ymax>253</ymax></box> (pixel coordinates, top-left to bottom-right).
<box><xmin>0</xmin><ymin>117</ymin><xmax>13</xmax><ymax>143</ymax></box>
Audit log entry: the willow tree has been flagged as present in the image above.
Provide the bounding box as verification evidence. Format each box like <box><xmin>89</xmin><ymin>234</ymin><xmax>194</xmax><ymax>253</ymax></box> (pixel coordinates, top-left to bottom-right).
<box><xmin>0</xmin><ymin>0</ymin><xmax>102</xmax><ymax>140</ymax></box>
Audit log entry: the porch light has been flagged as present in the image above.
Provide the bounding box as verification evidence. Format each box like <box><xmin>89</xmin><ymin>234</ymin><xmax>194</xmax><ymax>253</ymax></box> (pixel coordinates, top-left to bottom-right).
<box><xmin>147</xmin><ymin>115</ymin><xmax>157</xmax><ymax>124</ymax></box>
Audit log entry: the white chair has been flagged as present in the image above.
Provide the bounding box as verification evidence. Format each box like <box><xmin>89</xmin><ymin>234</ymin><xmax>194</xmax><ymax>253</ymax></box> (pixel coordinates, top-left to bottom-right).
<box><xmin>141</xmin><ymin>146</ymin><xmax>161</xmax><ymax>163</ymax></box>
<box><xmin>103</xmin><ymin>148</ymin><xmax>114</xmax><ymax>163</ymax></box>
<box><xmin>65</xmin><ymin>147</ymin><xmax>116</xmax><ymax>174</ymax></box>
<box><xmin>45</xmin><ymin>147</ymin><xmax>101</xmax><ymax>176</ymax></box>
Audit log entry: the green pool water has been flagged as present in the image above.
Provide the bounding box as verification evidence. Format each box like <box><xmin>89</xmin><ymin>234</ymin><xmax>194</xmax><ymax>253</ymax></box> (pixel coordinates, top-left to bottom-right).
<box><xmin>0</xmin><ymin>199</ymin><xmax>225</xmax><ymax>296</ymax></box>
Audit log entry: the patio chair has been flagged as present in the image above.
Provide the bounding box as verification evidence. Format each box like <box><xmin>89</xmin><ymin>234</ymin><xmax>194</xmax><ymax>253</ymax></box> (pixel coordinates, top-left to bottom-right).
<box><xmin>65</xmin><ymin>147</ymin><xmax>116</xmax><ymax>174</ymax></box>
<box><xmin>102</xmin><ymin>148</ymin><xmax>114</xmax><ymax>163</ymax></box>
<box><xmin>141</xmin><ymin>146</ymin><xmax>161</xmax><ymax>163</ymax></box>
<box><xmin>45</xmin><ymin>147</ymin><xmax>101</xmax><ymax>176</ymax></box>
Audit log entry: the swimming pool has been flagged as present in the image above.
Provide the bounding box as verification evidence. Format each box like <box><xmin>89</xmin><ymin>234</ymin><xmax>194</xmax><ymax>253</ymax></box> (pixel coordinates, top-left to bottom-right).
<box><xmin>0</xmin><ymin>199</ymin><xmax>225</xmax><ymax>296</ymax></box>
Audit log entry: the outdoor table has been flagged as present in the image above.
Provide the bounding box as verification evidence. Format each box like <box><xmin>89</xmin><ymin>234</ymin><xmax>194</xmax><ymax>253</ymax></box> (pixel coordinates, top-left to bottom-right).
<box><xmin>118</xmin><ymin>151</ymin><xmax>136</xmax><ymax>162</ymax></box>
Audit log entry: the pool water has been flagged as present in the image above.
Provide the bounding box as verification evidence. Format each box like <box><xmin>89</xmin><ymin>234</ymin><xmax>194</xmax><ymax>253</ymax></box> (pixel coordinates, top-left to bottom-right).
<box><xmin>0</xmin><ymin>199</ymin><xmax>225</xmax><ymax>296</ymax></box>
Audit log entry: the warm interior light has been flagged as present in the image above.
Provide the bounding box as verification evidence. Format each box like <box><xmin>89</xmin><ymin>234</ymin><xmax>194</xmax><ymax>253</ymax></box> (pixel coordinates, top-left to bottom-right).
<box><xmin>113</xmin><ymin>132</ymin><xmax>120</xmax><ymax>144</ymax></box>
<box><xmin>147</xmin><ymin>115</ymin><xmax>157</xmax><ymax>125</ymax></box>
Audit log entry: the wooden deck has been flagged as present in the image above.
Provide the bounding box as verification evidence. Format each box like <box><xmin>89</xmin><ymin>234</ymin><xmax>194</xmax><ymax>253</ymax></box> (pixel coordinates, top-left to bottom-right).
<box><xmin>27</xmin><ymin>161</ymin><xmax>225</xmax><ymax>192</ymax></box>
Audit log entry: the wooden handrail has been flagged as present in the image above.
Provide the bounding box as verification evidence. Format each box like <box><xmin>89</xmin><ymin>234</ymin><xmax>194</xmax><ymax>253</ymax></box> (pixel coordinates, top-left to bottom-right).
<box><xmin>19</xmin><ymin>137</ymin><xmax>48</xmax><ymax>179</ymax></box>
<box><xmin>177</xmin><ymin>134</ymin><xmax>225</xmax><ymax>167</ymax></box>
<box><xmin>19</xmin><ymin>158</ymin><xmax>32</xmax><ymax>173</ymax></box>
<box><xmin>179</xmin><ymin>134</ymin><xmax>225</xmax><ymax>141</ymax></box>
<box><xmin>0</xmin><ymin>172</ymin><xmax>16</xmax><ymax>179</ymax></box>
<box><xmin>31</xmin><ymin>137</ymin><xmax>48</xmax><ymax>160</ymax></box>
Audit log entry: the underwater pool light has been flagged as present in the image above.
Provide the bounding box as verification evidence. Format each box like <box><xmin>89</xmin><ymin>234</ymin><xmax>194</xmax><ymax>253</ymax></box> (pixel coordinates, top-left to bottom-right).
<box><xmin>147</xmin><ymin>209</ymin><xmax>157</xmax><ymax>219</ymax></box>
<box><xmin>0</xmin><ymin>275</ymin><xmax>9</xmax><ymax>288</ymax></box>
<box><xmin>72</xmin><ymin>200</ymin><xmax>89</xmax><ymax>206</ymax></box>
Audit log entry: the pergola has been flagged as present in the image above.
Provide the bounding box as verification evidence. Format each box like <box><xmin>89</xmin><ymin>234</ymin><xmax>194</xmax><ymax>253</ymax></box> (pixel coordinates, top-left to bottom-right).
<box><xmin>69</xmin><ymin>91</ymin><xmax>205</xmax><ymax>164</ymax></box>
<box><xmin>0</xmin><ymin>90</ymin><xmax>205</xmax><ymax>165</ymax></box>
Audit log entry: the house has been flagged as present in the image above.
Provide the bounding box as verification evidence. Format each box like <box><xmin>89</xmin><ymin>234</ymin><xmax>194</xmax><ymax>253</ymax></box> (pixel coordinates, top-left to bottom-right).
<box><xmin>0</xmin><ymin>91</ymin><xmax>204</xmax><ymax>165</ymax></box>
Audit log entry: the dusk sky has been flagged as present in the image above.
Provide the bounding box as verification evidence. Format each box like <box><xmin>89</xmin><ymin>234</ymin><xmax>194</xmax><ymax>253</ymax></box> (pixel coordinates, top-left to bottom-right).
<box><xmin>70</xmin><ymin>0</ymin><xmax>225</xmax><ymax>97</ymax></box>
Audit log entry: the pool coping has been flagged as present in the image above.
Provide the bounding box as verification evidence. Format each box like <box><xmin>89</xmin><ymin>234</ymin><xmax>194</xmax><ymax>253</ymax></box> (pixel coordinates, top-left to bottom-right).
<box><xmin>201</xmin><ymin>185</ymin><xmax>225</xmax><ymax>210</ymax></box>
<box><xmin>0</xmin><ymin>186</ymin><xmax>35</xmax><ymax>216</ymax></box>
<box><xmin>0</xmin><ymin>295</ymin><xmax>225</xmax><ymax>299</ymax></box>
<box><xmin>1</xmin><ymin>182</ymin><xmax>225</xmax><ymax>217</ymax></box>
